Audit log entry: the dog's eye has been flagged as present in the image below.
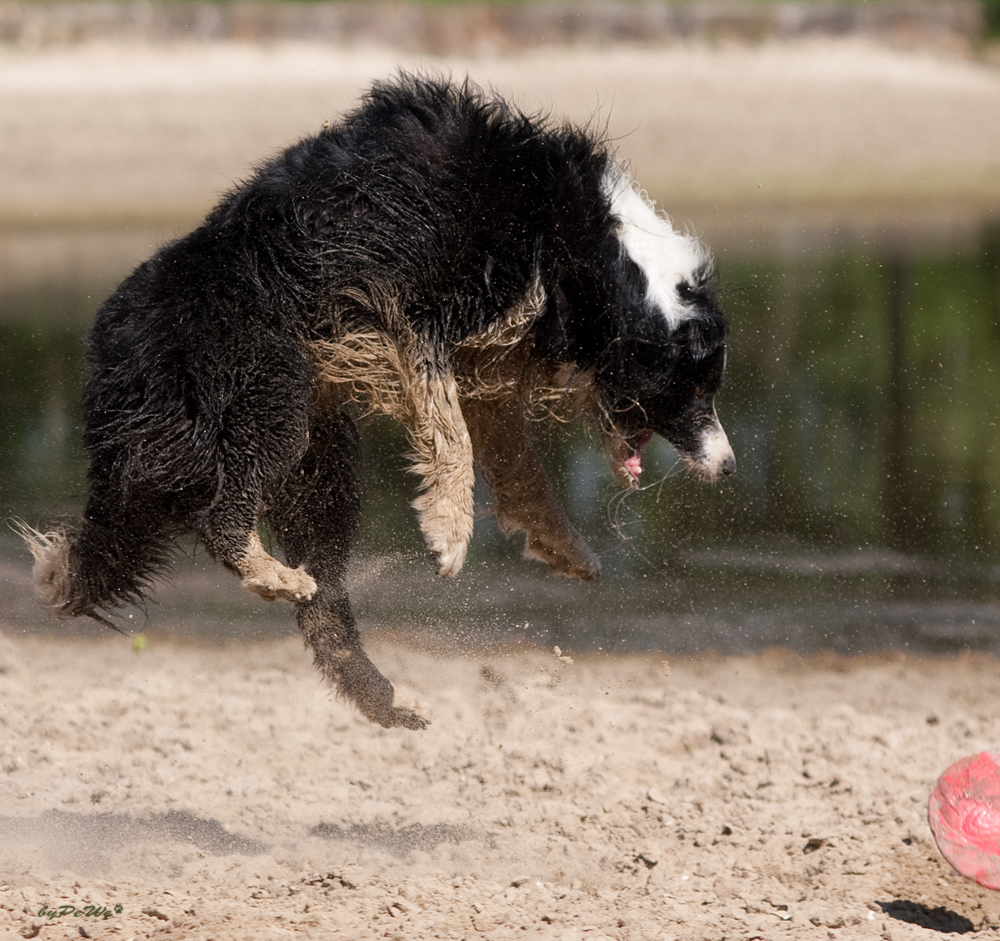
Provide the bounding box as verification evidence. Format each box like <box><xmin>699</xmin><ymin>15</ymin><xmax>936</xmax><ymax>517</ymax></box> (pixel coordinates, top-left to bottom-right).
<box><xmin>677</xmin><ymin>281</ymin><xmax>694</xmax><ymax>300</ymax></box>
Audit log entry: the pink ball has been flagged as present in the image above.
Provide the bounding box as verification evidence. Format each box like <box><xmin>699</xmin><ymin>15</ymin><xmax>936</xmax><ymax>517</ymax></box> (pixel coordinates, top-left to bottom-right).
<box><xmin>929</xmin><ymin>751</ymin><xmax>1000</xmax><ymax>890</ymax></box>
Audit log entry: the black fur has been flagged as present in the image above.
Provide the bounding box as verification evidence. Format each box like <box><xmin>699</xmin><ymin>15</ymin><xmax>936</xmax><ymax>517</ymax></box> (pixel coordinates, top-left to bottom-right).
<box><xmin>27</xmin><ymin>75</ymin><xmax>732</xmax><ymax>729</ymax></box>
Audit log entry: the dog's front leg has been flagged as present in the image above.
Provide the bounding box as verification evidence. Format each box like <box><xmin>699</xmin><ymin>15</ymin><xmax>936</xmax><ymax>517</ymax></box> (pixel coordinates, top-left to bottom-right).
<box><xmin>298</xmin><ymin>588</ymin><xmax>429</xmax><ymax>730</ymax></box>
<box><xmin>267</xmin><ymin>408</ymin><xmax>428</xmax><ymax>730</ymax></box>
<box><xmin>406</xmin><ymin>370</ymin><xmax>475</xmax><ymax>577</ymax></box>
<box><xmin>463</xmin><ymin>394</ymin><xmax>601</xmax><ymax>581</ymax></box>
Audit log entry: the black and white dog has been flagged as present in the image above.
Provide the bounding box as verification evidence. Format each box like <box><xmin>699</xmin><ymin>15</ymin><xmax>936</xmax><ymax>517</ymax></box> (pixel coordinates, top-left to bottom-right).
<box><xmin>23</xmin><ymin>75</ymin><xmax>734</xmax><ymax>729</ymax></box>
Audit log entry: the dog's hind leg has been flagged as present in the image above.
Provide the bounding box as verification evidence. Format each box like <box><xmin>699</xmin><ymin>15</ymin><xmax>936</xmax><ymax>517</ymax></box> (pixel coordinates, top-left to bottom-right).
<box><xmin>267</xmin><ymin>408</ymin><xmax>428</xmax><ymax>730</ymax></box>
<box><xmin>231</xmin><ymin>529</ymin><xmax>317</xmax><ymax>604</ymax></box>
<box><xmin>405</xmin><ymin>369</ymin><xmax>475</xmax><ymax>578</ymax></box>
<box><xmin>463</xmin><ymin>394</ymin><xmax>601</xmax><ymax>581</ymax></box>
<box><xmin>195</xmin><ymin>445</ymin><xmax>318</xmax><ymax>604</ymax></box>
<box><xmin>196</xmin><ymin>428</ymin><xmax>317</xmax><ymax>605</ymax></box>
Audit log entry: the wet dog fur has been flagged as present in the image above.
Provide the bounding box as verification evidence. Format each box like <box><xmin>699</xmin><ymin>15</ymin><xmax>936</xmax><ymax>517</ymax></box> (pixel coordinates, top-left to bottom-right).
<box><xmin>21</xmin><ymin>75</ymin><xmax>734</xmax><ymax>730</ymax></box>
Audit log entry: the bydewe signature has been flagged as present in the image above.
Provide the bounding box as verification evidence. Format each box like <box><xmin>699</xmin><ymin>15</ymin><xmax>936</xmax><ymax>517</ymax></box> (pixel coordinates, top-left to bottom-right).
<box><xmin>38</xmin><ymin>903</ymin><xmax>123</xmax><ymax>920</ymax></box>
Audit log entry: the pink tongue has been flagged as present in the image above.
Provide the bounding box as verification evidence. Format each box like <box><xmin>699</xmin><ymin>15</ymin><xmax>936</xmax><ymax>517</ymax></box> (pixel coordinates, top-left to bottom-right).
<box><xmin>624</xmin><ymin>452</ymin><xmax>642</xmax><ymax>480</ymax></box>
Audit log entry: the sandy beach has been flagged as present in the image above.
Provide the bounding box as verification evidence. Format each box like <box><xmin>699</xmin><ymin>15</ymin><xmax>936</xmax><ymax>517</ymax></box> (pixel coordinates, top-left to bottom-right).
<box><xmin>1</xmin><ymin>38</ymin><xmax>1000</xmax><ymax>226</ymax></box>
<box><xmin>4</xmin><ymin>632</ymin><xmax>1000</xmax><ymax>940</ymax></box>
<box><xmin>4</xmin><ymin>29</ymin><xmax>1000</xmax><ymax>941</ymax></box>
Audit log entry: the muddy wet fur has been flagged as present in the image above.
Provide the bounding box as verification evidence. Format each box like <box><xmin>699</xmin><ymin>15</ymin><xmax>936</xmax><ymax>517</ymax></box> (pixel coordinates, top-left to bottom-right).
<box><xmin>22</xmin><ymin>74</ymin><xmax>734</xmax><ymax>730</ymax></box>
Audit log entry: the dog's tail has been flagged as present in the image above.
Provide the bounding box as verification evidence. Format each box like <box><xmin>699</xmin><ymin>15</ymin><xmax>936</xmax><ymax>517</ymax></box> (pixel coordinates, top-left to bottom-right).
<box><xmin>13</xmin><ymin>514</ymin><xmax>168</xmax><ymax>628</ymax></box>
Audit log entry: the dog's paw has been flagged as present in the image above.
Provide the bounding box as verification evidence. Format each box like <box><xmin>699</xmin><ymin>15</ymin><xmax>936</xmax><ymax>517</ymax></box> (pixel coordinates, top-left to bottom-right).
<box><xmin>380</xmin><ymin>698</ymin><xmax>431</xmax><ymax>731</ymax></box>
<box><xmin>524</xmin><ymin>533</ymin><xmax>601</xmax><ymax>582</ymax></box>
<box><xmin>360</xmin><ymin>695</ymin><xmax>430</xmax><ymax>731</ymax></box>
<box><xmin>428</xmin><ymin>538</ymin><xmax>468</xmax><ymax>578</ymax></box>
<box><xmin>341</xmin><ymin>665</ymin><xmax>431</xmax><ymax>731</ymax></box>
<box><xmin>243</xmin><ymin>564</ymin><xmax>317</xmax><ymax>603</ymax></box>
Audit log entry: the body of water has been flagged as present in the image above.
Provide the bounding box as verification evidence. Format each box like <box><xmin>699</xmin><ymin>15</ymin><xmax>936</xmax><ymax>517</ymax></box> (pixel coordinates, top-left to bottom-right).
<box><xmin>2</xmin><ymin>208</ymin><xmax>999</xmax><ymax>655</ymax></box>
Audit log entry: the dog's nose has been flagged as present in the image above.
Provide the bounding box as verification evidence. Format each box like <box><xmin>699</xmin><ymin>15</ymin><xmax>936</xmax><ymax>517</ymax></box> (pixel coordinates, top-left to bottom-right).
<box><xmin>721</xmin><ymin>456</ymin><xmax>737</xmax><ymax>477</ymax></box>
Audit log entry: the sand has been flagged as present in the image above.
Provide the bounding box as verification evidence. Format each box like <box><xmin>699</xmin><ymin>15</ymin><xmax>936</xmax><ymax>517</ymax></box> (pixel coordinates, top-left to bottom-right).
<box><xmin>2</xmin><ymin>632</ymin><xmax>1000</xmax><ymax>940</ymax></box>
<box><xmin>1</xmin><ymin>38</ymin><xmax>1000</xmax><ymax>225</ymax></box>
<box><xmin>4</xmin><ymin>32</ymin><xmax>1000</xmax><ymax>941</ymax></box>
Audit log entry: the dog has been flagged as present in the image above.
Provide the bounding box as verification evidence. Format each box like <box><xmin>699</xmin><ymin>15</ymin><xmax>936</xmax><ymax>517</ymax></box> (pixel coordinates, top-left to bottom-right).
<box><xmin>21</xmin><ymin>74</ymin><xmax>734</xmax><ymax>730</ymax></box>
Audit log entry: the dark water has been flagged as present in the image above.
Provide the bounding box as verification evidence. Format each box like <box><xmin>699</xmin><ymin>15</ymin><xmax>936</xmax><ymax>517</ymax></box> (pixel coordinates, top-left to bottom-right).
<box><xmin>2</xmin><ymin>210</ymin><xmax>999</xmax><ymax>655</ymax></box>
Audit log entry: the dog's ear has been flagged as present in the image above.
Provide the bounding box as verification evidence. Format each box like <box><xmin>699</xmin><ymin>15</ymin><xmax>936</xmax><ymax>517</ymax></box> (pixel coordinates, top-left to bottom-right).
<box><xmin>671</xmin><ymin>312</ymin><xmax>729</xmax><ymax>361</ymax></box>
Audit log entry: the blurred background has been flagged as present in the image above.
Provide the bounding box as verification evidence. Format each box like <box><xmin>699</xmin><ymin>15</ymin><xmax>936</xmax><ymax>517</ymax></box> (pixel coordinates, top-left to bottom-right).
<box><xmin>1</xmin><ymin>0</ymin><xmax>999</xmax><ymax>655</ymax></box>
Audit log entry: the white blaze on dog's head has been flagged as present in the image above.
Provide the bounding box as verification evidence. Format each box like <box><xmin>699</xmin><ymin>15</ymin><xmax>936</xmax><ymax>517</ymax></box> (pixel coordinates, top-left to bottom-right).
<box><xmin>603</xmin><ymin>169</ymin><xmax>712</xmax><ymax>329</ymax></box>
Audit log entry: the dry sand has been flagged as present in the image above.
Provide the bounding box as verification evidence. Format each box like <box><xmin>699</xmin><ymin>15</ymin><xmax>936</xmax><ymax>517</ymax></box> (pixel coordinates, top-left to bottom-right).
<box><xmin>4</xmin><ymin>34</ymin><xmax>1000</xmax><ymax>941</ymax></box>
<box><xmin>1</xmin><ymin>39</ymin><xmax>1000</xmax><ymax>225</ymax></box>
<box><xmin>2</xmin><ymin>632</ymin><xmax>1000</xmax><ymax>940</ymax></box>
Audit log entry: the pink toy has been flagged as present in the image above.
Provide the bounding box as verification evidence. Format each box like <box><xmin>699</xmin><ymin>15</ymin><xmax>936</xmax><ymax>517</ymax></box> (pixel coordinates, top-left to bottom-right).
<box><xmin>929</xmin><ymin>752</ymin><xmax>1000</xmax><ymax>890</ymax></box>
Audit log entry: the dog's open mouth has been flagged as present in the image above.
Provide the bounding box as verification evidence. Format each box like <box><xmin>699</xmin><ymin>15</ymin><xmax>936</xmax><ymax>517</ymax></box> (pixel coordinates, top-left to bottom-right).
<box><xmin>622</xmin><ymin>429</ymin><xmax>653</xmax><ymax>482</ymax></box>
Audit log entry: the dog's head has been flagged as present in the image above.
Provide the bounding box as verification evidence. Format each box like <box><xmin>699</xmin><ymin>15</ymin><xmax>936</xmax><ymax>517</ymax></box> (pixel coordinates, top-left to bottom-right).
<box><xmin>597</xmin><ymin>173</ymin><xmax>735</xmax><ymax>487</ymax></box>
